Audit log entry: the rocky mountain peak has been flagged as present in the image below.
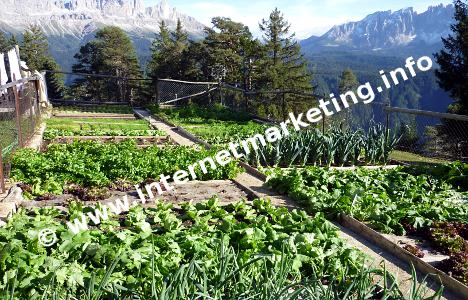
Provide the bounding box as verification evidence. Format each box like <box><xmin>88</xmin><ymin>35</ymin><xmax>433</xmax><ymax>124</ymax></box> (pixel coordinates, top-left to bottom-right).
<box><xmin>304</xmin><ymin>4</ymin><xmax>453</xmax><ymax>50</ymax></box>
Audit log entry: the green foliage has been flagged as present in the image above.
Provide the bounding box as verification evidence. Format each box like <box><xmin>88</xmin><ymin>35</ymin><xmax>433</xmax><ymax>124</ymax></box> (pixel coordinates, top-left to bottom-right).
<box><xmin>203</xmin><ymin>17</ymin><xmax>261</xmax><ymax>85</ymax></box>
<box><xmin>151</xmin><ymin>103</ymin><xmax>251</xmax><ymax>122</ymax></box>
<box><xmin>435</xmin><ymin>0</ymin><xmax>468</xmax><ymax>114</ymax></box>
<box><xmin>45</xmin><ymin>117</ymin><xmax>155</xmax><ymax>133</ymax></box>
<box><xmin>44</xmin><ymin>117</ymin><xmax>161</xmax><ymax>140</ymax></box>
<box><xmin>258</xmin><ymin>8</ymin><xmax>312</xmax><ymax>92</ymax></box>
<box><xmin>151</xmin><ymin>104</ymin><xmax>266</xmax><ymax>145</ymax></box>
<box><xmin>266</xmin><ymin>165</ymin><xmax>468</xmax><ymax>235</ymax></box>
<box><xmin>10</xmin><ymin>140</ymin><xmax>242</xmax><ymax>195</ymax></box>
<box><xmin>72</xmin><ymin>26</ymin><xmax>142</xmax><ymax>102</ymax></box>
<box><xmin>0</xmin><ymin>31</ymin><xmax>12</xmax><ymax>53</ymax></box>
<box><xmin>21</xmin><ymin>25</ymin><xmax>49</xmax><ymax>70</ymax></box>
<box><xmin>54</xmin><ymin>105</ymin><xmax>134</xmax><ymax>114</ymax></box>
<box><xmin>20</xmin><ymin>25</ymin><xmax>65</xmax><ymax>98</ymax></box>
<box><xmin>245</xmin><ymin>124</ymin><xmax>399</xmax><ymax>167</ymax></box>
<box><xmin>0</xmin><ymin>199</ymin><xmax>379</xmax><ymax>299</ymax></box>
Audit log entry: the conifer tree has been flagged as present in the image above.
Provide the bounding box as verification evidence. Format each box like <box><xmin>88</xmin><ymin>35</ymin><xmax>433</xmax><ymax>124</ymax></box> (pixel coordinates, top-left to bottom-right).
<box><xmin>338</xmin><ymin>68</ymin><xmax>360</xmax><ymax>129</ymax></box>
<box><xmin>8</xmin><ymin>35</ymin><xmax>18</xmax><ymax>48</ymax></box>
<box><xmin>435</xmin><ymin>0</ymin><xmax>468</xmax><ymax>114</ymax></box>
<box><xmin>21</xmin><ymin>25</ymin><xmax>64</xmax><ymax>99</ymax></box>
<box><xmin>258</xmin><ymin>8</ymin><xmax>313</xmax><ymax>119</ymax></box>
<box><xmin>22</xmin><ymin>25</ymin><xmax>49</xmax><ymax>70</ymax></box>
<box><xmin>73</xmin><ymin>26</ymin><xmax>141</xmax><ymax>102</ymax></box>
<box><xmin>0</xmin><ymin>32</ymin><xmax>11</xmax><ymax>53</ymax></box>
<box><xmin>148</xmin><ymin>21</ymin><xmax>174</xmax><ymax>81</ymax></box>
<box><xmin>171</xmin><ymin>19</ymin><xmax>189</xmax><ymax>78</ymax></box>
<box><xmin>259</xmin><ymin>8</ymin><xmax>312</xmax><ymax>92</ymax></box>
<box><xmin>203</xmin><ymin>17</ymin><xmax>258</xmax><ymax>85</ymax></box>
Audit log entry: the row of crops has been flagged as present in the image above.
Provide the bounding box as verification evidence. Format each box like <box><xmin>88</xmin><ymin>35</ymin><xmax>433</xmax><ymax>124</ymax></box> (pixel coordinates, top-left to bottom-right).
<box><xmin>265</xmin><ymin>164</ymin><xmax>468</xmax><ymax>285</ymax></box>
<box><xmin>151</xmin><ymin>104</ymin><xmax>400</xmax><ymax>167</ymax></box>
<box><xmin>0</xmin><ymin>198</ymin><xmax>440</xmax><ymax>299</ymax></box>
<box><xmin>0</xmin><ymin>104</ymin><xmax>465</xmax><ymax>298</ymax></box>
<box><xmin>43</xmin><ymin>117</ymin><xmax>166</xmax><ymax>140</ymax></box>
<box><xmin>151</xmin><ymin>104</ymin><xmax>468</xmax><ymax>290</ymax></box>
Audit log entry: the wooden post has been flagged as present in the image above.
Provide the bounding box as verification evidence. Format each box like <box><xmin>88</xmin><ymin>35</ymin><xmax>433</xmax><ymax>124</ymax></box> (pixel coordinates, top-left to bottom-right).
<box><xmin>34</xmin><ymin>79</ymin><xmax>41</xmax><ymax>117</ymax></box>
<box><xmin>322</xmin><ymin>115</ymin><xmax>326</xmax><ymax>135</ymax></box>
<box><xmin>0</xmin><ymin>144</ymin><xmax>4</xmax><ymax>194</ymax></box>
<box><xmin>12</xmin><ymin>75</ymin><xmax>23</xmax><ymax>147</ymax></box>
<box><xmin>281</xmin><ymin>91</ymin><xmax>286</xmax><ymax>122</ymax></box>
<box><xmin>385</xmin><ymin>103</ymin><xmax>390</xmax><ymax>146</ymax></box>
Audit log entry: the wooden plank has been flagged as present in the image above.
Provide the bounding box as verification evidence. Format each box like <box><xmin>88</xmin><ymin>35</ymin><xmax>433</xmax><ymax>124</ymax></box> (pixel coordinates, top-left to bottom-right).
<box><xmin>339</xmin><ymin>214</ymin><xmax>468</xmax><ymax>299</ymax></box>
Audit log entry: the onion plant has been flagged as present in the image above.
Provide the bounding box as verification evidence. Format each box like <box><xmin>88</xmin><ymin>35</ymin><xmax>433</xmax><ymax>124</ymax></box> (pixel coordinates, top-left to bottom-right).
<box><xmin>244</xmin><ymin>123</ymin><xmax>400</xmax><ymax>167</ymax></box>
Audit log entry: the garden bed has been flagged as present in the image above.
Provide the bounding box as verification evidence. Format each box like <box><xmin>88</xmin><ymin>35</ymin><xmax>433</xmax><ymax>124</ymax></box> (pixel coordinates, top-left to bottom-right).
<box><xmin>43</xmin><ymin>117</ymin><xmax>167</xmax><ymax>140</ymax></box>
<box><xmin>0</xmin><ymin>196</ymin><xmax>442</xmax><ymax>299</ymax></box>
<box><xmin>44</xmin><ymin>135</ymin><xmax>173</xmax><ymax>148</ymax></box>
<box><xmin>266</xmin><ymin>164</ymin><xmax>468</xmax><ymax>290</ymax></box>
<box><xmin>19</xmin><ymin>180</ymin><xmax>251</xmax><ymax>210</ymax></box>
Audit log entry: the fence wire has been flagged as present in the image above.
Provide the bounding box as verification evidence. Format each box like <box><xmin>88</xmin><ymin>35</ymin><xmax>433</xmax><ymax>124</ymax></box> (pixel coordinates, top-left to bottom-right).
<box><xmin>157</xmin><ymin>79</ymin><xmax>218</xmax><ymax>105</ymax></box>
<box><xmin>0</xmin><ymin>78</ymin><xmax>42</xmax><ymax>192</ymax></box>
<box><xmin>386</xmin><ymin>108</ymin><xmax>468</xmax><ymax>161</ymax></box>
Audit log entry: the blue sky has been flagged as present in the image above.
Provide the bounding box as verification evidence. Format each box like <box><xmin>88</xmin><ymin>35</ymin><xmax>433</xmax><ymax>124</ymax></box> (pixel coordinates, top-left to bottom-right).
<box><xmin>144</xmin><ymin>0</ymin><xmax>453</xmax><ymax>38</ymax></box>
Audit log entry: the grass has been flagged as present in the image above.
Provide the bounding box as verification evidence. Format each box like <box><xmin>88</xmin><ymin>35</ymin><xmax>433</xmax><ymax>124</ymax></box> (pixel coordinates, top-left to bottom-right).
<box><xmin>390</xmin><ymin>150</ymin><xmax>450</xmax><ymax>165</ymax></box>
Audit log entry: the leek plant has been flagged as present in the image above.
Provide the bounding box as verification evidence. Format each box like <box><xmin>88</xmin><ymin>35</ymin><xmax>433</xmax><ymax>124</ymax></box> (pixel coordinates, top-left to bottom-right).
<box><xmin>244</xmin><ymin>123</ymin><xmax>400</xmax><ymax>167</ymax></box>
<box><xmin>12</xmin><ymin>245</ymin><xmax>442</xmax><ymax>300</ymax></box>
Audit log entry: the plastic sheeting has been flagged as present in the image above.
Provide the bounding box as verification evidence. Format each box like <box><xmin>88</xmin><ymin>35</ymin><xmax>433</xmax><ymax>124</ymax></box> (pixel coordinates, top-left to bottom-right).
<box><xmin>0</xmin><ymin>53</ymin><xmax>7</xmax><ymax>95</ymax></box>
<box><xmin>7</xmin><ymin>49</ymin><xmax>21</xmax><ymax>83</ymax></box>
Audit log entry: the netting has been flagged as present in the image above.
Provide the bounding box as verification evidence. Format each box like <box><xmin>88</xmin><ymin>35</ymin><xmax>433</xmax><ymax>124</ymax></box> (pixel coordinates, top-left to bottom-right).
<box><xmin>157</xmin><ymin>79</ymin><xmax>218</xmax><ymax>105</ymax></box>
<box><xmin>0</xmin><ymin>77</ymin><xmax>42</xmax><ymax>191</ymax></box>
<box><xmin>386</xmin><ymin>108</ymin><xmax>468</xmax><ymax>161</ymax></box>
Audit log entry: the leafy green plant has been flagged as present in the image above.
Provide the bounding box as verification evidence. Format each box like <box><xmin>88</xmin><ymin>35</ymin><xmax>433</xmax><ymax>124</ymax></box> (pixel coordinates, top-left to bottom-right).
<box><xmin>0</xmin><ymin>198</ymin><xmax>384</xmax><ymax>299</ymax></box>
<box><xmin>11</xmin><ymin>140</ymin><xmax>242</xmax><ymax>196</ymax></box>
<box><xmin>266</xmin><ymin>165</ymin><xmax>468</xmax><ymax>235</ymax></box>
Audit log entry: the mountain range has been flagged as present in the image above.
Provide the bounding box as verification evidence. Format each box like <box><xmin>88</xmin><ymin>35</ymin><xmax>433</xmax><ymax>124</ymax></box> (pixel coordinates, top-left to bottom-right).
<box><xmin>300</xmin><ymin>4</ymin><xmax>454</xmax><ymax>56</ymax></box>
<box><xmin>0</xmin><ymin>1</ymin><xmax>457</xmax><ymax>113</ymax></box>
<box><xmin>0</xmin><ymin>0</ymin><xmax>206</xmax><ymax>72</ymax></box>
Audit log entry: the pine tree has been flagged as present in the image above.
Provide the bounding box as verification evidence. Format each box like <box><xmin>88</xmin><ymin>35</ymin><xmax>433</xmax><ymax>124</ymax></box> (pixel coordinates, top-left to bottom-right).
<box><xmin>435</xmin><ymin>0</ymin><xmax>468</xmax><ymax>114</ymax></box>
<box><xmin>8</xmin><ymin>35</ymin><xmax>18</xmax><ymax>48</ymax></box>
<box><xmin>259</xmin><ymin>8</ymin><xmax>313</xmax><ymax>118</ymax></box>
<box><xmin>203</xmin><ymin>17</ymin><xmax>258</xmax><ymax>86</ymax></box>
<box><xmin>171</xmin><ymin>19</ymin><xmax>189</xmax><ymax>78</ymax></box>
<box><xmin>148</xmin><ymin>21</ymin><xmax>175</xmax><ymax>81</ymax></box>
<box><xmin>259</xmin><ymin>8</ymin><xmax>312</xmax><ymax>92</ymax></box>
<box><xmin>337</xmin><ymin>68</ymin><xmax>359</xmax><ymax>129</ymax></box>
<box><xmin>42</xmin><ymin>57</ymin><xmax>65</xmax><ymax>99</ymax></box>
<box><xmin>73</xmin><ymin>26</ymin><xmax>142</xmax><ymax>102</ymax></box>
<box><xmin>0</xmin><ymin>32</ymin><xmax>11</xmax><ymax>53</ymax></box>
<box><xmin>21</xmin><ymin>25</ymin><xmax>49</xmax><ymax>70</ymax></box>
<box><xmin>20</xmin><ymin>25</ymin><xmax>65</xmax><ymax>99</ymax></box>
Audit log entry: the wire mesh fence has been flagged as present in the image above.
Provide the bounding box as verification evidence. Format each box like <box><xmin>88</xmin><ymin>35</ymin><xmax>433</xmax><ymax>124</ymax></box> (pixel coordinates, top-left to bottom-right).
<box><xmin>385</xmin><ymin>107</ymin><xmax>468</xmax><ymax>162</ymax></box>
<box><xmin>187</xmin><ymin>84</ymin><xmax>468</xmax><ymax>162</ymax></box>
<box><xmin>47</xmin><ymin>71</ymin><xmax>149</xmax><ymax>106</ymax></box>
<box><xmin>42</xmin><ymin>71</ymin><xmax>468</xmax><ymax>163</ymax></box>
<box><xmin>0</xmin><ymin>77</ymin><xmax>42</xmax><ymax>192</ymax></box>
<box><xmin>156</xmin><ymin>79</ymin><xmax>218</xmax><ymax>105</ymax></box>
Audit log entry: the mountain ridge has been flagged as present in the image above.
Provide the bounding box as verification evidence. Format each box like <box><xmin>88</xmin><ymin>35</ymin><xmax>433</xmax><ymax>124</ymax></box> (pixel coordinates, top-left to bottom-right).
<box><xmin>300</xmin><ymin>3</ymin><xmax>454</xmax><ymax>55</ymax></box>
<box><xmin>0</xmin><ymin>0</ymin><xmax>206</xmax><ymax>71</ymax></box>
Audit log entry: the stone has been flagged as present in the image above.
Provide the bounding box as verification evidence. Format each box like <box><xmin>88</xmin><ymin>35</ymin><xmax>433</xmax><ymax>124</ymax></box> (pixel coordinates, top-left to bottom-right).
<box><xmin>0</xmin><ymin>202</ymin><xmax>16</xmax><ymax>219</ymax></box>
<box><xmin>3</xmin><ymin>186</ymin><xmax>23</xmax><ymax>204</ymax></box>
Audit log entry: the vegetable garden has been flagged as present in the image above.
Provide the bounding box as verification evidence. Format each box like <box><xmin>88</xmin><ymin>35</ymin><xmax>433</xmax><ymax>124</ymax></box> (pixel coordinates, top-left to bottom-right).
<box><xmin>0</xmin><ymin>103</ymin><xmax>467</xmax><ymax>299</ymax></box>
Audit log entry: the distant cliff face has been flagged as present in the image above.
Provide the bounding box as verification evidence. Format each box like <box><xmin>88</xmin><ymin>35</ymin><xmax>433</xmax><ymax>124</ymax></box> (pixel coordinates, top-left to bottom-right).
<box><xmin>301</xmin><ymin>4</ymin><xmax>454</xmax><ymax>53</ymax></box>
<box><xmin>0</xmin><ymin>0</ymin><xmax>206</xmax><ymax>71</ymax></box>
